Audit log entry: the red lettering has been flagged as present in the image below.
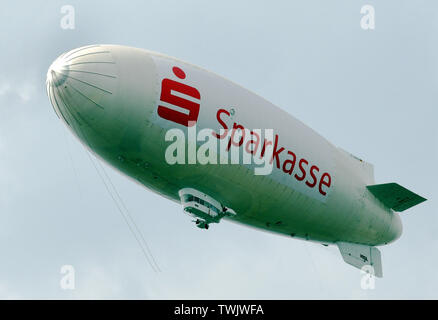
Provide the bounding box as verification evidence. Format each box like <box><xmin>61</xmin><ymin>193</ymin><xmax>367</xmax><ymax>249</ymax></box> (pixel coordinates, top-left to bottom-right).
<box><xmin>270</xmin><ymin>134</ymin><xmax>284</xmax><ymax>169</ymax></box>
<box><xmin>282</xmin><ymin>151</ymin><xmax>297</xmax><ymax>175</ymax></box>
<box><xmin>260</xmin><ymin>138</ymin><xmax>272</xmax><ymax>159</ymax></box>
<box><xmin>306</xmin><ymin>165</ymin><xmax>319</xmax><ymax>188</ymax></box>
<box><xmin>227</xmin><ymin>123</ymin><xmax>245</xmax><ymax>151</ymax></box>
<box><xmin>212</xmin><ymin>109</ymin><xmax>230</xmax><ymax>139</ymax></box>
<box><xmin>319</xmin><ymin>172</ymin><xmax>331</xmax><ymax>196</ymax></box>
<box><xmin>294</xmin><ymin>158</ymin><xmax>308</xmax><ymax>181</ymax></box>
<box><xmin>211</xmin><ymin>108</ymin><xmax>333</xmax><ymax>196</ymax></box>
<box><xmin>245</xmin><ymin>131</ymin><xmax>260</xmax><ymax>155</ymax></box>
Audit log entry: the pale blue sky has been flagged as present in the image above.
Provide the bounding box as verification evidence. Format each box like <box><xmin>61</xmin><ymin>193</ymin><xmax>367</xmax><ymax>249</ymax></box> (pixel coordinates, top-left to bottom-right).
<box><xmin>0</xmin><ymin>0</ymin><xmax>436</xmax><ymax>298</ymax></box>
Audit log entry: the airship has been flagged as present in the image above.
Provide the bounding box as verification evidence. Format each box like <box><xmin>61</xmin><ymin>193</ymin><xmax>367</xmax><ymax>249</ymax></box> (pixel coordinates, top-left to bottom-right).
<box><xmin>46</xmin><ymin>45</ymin><xmax>426</xmax><ymax>277</ymax></box>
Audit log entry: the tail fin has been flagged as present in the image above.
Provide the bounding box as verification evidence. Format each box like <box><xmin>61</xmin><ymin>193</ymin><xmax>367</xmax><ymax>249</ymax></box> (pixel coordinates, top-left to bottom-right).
<box><xmin>337</xmin><ymin>242</ymin><xmax>383</xmax><ymax>277</ymax></box>
<box><xmin>366</xmin><ymin>183</ymin><xmax>426</xmax><ymax>212</ymax></box>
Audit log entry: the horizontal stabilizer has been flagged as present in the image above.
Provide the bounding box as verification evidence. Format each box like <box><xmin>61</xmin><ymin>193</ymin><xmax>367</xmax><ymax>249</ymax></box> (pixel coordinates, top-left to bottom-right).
<box><xmin>337</xmin><ymin>242</ymin><xmax>383</xmax><ymax>277</ymax></box>
<box><xmin>366</xmin><ymin>183</ymin><xmax>426</xmax><ymax>212</ymax></box>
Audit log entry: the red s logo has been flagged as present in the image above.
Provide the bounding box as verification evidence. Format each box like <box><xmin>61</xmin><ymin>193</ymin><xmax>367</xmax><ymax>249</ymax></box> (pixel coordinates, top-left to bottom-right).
<box><xmin>157</xmin><ymin>66</ymin><xmax>200</xmax><ymax>127</ymax></box>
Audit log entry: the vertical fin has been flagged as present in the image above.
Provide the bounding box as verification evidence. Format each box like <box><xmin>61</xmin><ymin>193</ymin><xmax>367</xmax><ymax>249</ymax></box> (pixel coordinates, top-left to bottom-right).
<box><xmin>337</xmin><ymin>242</ymin><xmax>383</xmax><ymax>277</ymax></box>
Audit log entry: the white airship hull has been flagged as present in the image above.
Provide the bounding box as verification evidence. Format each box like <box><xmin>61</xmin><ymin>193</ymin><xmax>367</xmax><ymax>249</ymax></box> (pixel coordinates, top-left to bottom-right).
<box><xmin>47</xmin><ymin>45</ymin><xmax>426</xmax><ymax>276</ymax></box>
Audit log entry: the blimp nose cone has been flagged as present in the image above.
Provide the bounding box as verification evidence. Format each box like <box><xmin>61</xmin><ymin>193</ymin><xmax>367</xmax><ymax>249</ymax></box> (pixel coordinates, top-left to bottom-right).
<box><xmin>46</xmin><ymin>45</ymin><xmax>118</xmax><ymax>128</ymax></box>
<box><xmin>47</xmin><ymin>53</ymin><xmax>70</xmax><ymax>87</ymax></box>
<box><xmin>47</xmin><ymin>44</ymin><xmax>158</xmax><ymax>167</ymax></box>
